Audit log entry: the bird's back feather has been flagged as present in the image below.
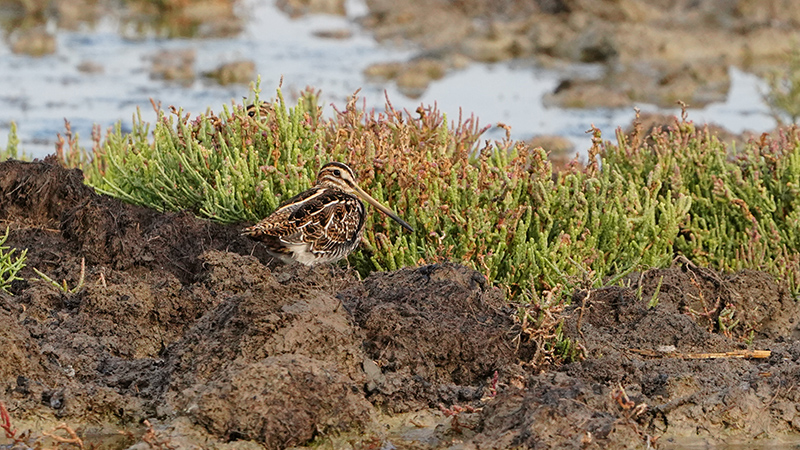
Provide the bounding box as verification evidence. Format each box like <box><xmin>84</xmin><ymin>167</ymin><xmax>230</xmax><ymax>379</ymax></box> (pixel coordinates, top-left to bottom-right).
<box><xmin>243</xmin><ymin>186</ymin><xmax>365</xmax><ymax>264</ymax></box>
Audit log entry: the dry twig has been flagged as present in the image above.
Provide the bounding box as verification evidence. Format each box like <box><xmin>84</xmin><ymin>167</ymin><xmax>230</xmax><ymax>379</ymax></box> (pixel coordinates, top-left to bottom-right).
<box><xmin>42</xmin><ymin>423</ymin><xmax>84</xmax><ymax>449</ymax></box>
<box><xmin>627</xmin><ymin>348</ymin><xmax>771</xmax><ymax>359</ymax></box>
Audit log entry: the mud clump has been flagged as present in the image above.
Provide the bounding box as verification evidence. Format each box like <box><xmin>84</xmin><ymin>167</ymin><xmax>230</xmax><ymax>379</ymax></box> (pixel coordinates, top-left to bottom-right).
<box><xmin>190</xmin><ymin>355</ymin><xmax>371</xmax><ymax>446</ymax></box>
<box><xmin>340</xmin><ymin>263</ymin><xmax>534</xmax><ymax>412</ymax></box>
<box><xmin>2</xmin><ymin>159</ymin><xmax>800</xmax><ymax>449</ymax></box>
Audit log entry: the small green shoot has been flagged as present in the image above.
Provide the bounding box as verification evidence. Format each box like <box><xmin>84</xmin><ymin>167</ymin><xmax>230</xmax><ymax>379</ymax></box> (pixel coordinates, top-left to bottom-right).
<box><xmin>33</xmin><ymin>258</ymin><xmax>86</xmax><ymax>294</ymax></box>
<box><xmin>744</xmin><ymin>329</ymin><xmax>755</xmax><ymax>346</ymax></box>
<box><xmin>717</xmin><ymin>303</ymin><xmax>739</xmax><ymax>338</ymax></box>
<box><xmin>0</xmin><ymin>123</ymin><xmax>28</xmax><ymax>161</ymax></box>
<box><xmin>0</xmin><ymin>227</ymin><xmax>27</xmax><ymax>293</ymax></box>
<box><xmin>647</xmin><ymin>276</ymin><xmax>664</xmax><ymax>309</ymax></box>
<box><xmin>551</xmin><ymin>322</ymin><xmax>585</xmax><ymax>363</ymax></box>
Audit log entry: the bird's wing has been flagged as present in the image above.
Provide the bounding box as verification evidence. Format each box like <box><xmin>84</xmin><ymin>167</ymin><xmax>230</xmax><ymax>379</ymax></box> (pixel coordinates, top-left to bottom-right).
<box><xmin>243</xmin><ymin>188</ymin><xmax>364</xmax><ymax>254</ymax></box>
<box><xmin>314</xmin><ymin>193</ymin><xmax>364</xmax><ymax>251</ymax></box>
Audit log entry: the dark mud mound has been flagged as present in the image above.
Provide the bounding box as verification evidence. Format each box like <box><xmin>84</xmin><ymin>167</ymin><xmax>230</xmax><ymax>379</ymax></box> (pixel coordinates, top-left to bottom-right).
<box><xmin>3</xmin><ymin>159</ymin><xmax>800</xmax><ymax>449</ymax></box>
<box><xmin>0</xmin><ymin>157</ymin><xmax>90</xmax><ymax>229</ymax></box>
<box><xmin>472</xmin><ymin>263</ymin><xmax>800</xmax><ymax>449</ymax></box>
<box><xmin>0</xmin><ymin>158</ymin><xmax>273</xmax><ymax>284</ymax></box>
<box><xmin>0</xmin><ymin>160</ymin><xmax>529</xmax><ymax>448</ymax></box>
<box><xmin>341</xmin><ymin>263</ymin><xmax>533</xmax><ymax>412</ymax></box>
<box><xmin>160</xmin><ymin>252</ymin><xmax>372</xmax><ymax>447</ymax></box>
<box><xmin>568</xmin><ymin>263</ymin><xmax>796</xmax><ymax>360</ymax></box>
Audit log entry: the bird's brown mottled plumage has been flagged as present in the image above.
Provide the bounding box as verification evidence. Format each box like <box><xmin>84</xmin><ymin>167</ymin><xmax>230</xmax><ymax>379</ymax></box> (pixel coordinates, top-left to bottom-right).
<box><xmin>242</xmin><ymin>162</ymin><xmax>413</xmax><ymax>265</ymax></box>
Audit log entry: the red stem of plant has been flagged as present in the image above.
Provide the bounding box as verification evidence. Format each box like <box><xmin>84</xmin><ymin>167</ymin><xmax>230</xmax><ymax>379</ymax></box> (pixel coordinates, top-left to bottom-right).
<box><xmin>0</xmin><ymin>401</ymin><xmax>18</xmax><ymax>439</ymax></box>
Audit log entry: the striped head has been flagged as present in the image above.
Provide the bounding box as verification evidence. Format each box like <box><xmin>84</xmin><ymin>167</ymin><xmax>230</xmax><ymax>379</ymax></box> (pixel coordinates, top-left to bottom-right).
<box><xmin>314</xmin><ymin>162</ymin><xmax>414</xmax><ymax>233</ymax></box>
<box><xmin>315</xmin><ymin>162</ymin><xmax>359</xmax><ymax>192</ymax></box>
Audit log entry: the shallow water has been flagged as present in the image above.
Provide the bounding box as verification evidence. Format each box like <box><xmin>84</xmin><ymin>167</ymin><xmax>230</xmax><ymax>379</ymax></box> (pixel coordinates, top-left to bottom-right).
<box><xmin>0</xmin><ymin>0</ymin><xmax>779</xmax><ymax>159</ymax></box>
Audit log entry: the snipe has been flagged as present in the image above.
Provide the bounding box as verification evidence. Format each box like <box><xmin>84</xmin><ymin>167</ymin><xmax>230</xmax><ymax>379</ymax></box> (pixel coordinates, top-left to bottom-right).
<box><xmin>243</xmin><ymin>162</ymin><xmax>413</xmax><ymax>265</ymax></box>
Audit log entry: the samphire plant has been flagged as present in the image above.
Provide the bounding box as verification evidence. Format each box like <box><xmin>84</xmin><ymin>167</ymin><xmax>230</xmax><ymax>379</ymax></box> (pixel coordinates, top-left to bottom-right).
<box><xmin>13</xmin><ymin>81</ymin><xmax>800</xmax><ymax>302</ymax></box>
<box><xmin>0</xmin><ymin>123</ymin><xmax>26</xmax><ymax>162</ymax></box>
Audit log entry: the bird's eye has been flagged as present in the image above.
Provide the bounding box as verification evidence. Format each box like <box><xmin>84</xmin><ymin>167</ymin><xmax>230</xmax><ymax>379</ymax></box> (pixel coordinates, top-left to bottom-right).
<box><xmin>333</xmin><ymin>169</ymin><xmax>341</xmax><ymax>177</ymax></box>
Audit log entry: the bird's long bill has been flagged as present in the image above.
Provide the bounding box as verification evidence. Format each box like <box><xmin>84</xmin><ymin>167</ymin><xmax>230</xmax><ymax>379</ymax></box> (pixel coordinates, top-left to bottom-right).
<box><xmin>354</xmin><ymin>186</ymin><xmax>414</xmax><ymax>233</ymax></box>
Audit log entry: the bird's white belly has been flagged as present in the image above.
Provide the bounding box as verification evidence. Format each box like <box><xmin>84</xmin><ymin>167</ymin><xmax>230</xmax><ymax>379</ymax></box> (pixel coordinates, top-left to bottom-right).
<box><xmin>277</xmin><ymin>241</ymin><xmax>359</xmax><ymax>266</ymax></box>
<box><xmin>287</xmin><ymin>242</ymin><xmax>321</xmax><ymax>265</ymax></box>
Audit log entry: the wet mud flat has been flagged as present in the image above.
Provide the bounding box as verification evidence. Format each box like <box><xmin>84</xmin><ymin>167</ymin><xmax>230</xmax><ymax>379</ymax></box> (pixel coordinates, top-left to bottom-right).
<box><xmin>1</xmin><ymin>159</ymin><xmax>800</xmax><ymax>449</ymax></box>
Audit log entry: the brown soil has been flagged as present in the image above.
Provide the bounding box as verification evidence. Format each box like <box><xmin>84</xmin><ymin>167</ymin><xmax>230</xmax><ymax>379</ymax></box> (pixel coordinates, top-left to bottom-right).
<box><xmin>2</xmin><ymin>158</ymin><xmax>800</xmax><ymax>449</ymax></box>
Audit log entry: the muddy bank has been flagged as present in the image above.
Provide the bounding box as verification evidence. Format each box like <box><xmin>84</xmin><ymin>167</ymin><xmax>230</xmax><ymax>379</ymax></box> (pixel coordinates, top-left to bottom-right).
<box><xmin>1</xmin><ymin>158</ymin><xmax>800</xmax><ymax>449</ymax></box>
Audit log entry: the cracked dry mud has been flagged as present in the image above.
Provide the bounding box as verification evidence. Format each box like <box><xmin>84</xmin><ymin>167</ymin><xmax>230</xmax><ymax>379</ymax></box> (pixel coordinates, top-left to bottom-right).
<box><xmin>2</xmin><ymin>158</ymin><xmax>800</xmax><ymax>449</ymax></box>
